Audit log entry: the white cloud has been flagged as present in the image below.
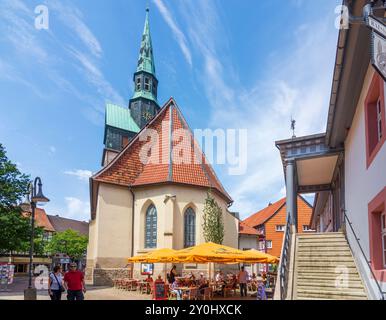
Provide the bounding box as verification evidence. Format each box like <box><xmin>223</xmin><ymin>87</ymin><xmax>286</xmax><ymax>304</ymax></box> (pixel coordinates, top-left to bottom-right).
<box><xmin>175</xmin><ymin>0</ymin><xmax>338</xmax><ymax>219</ymax></box>
<box><xmin>63</xmin><ymin>197</ymin><xmax>90</xmax><ymax>221</ymax></box>
<box><xmin>49</xmin><ymin>0</ymin><xmax>102</xmax><ymax>58</ymax></box>
<box><xmin>64</xmin><ymin>169</ymin><xmax>93</xmax><ymax>182</ymax></box>
<box><xmin>153</xmin><ymin>0</ymin><xmax>193</xmax><ymax>66</ymax></box>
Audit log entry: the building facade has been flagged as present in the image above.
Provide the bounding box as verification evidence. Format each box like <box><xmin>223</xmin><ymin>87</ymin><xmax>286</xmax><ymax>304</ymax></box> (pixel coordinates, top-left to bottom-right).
<box><xmin>275</xmin><ymin>0</ymin><xmax>386</xmax><ymax>299</ymax></box>
<box><xmin>242</xmin><ymin>197</ymin><xmax>314</xmax><ymax>258</ymax></box>
<box><xmin>86</xmin><ymin>11</ymin><xmax>239</xmax><ymax>285</ymax></box>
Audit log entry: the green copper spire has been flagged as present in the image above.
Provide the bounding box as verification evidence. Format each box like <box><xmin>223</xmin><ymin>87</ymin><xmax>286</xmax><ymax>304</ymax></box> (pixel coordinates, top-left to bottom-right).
<box><xmin>136</xmin><ymin>8</ymin><xmax>155</xmax><ymax>76</ymax></box>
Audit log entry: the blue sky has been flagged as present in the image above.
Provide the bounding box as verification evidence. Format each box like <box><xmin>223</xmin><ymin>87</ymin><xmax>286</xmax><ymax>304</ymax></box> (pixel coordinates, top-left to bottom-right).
<box><xmin>0</xmin><ymin>0</ymin><xmax>341</xmax><ymax>221</ymax></box>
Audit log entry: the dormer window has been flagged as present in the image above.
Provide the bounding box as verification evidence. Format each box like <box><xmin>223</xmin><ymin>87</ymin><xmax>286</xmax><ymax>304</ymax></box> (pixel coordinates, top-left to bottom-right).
<box><xmin>144</xmin><ymin>77</ymin><xmax>150</xmax><ymax>91</ymax></box>
<box><xmin>136</xmin><ymin>78</ymin><xmax>141</xmax><ymax>91</ymax></box>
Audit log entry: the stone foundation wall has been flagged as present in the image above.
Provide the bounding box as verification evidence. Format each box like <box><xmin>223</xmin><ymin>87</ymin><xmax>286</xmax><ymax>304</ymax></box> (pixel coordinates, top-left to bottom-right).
<box><xmin>92</xmin><ymin>268</ymin><xmax>133</xmax><ymax>286</ymax></box>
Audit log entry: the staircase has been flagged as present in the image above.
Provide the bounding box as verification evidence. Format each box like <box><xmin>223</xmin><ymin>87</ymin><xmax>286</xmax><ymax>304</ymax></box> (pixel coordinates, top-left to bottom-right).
<box><xmin>294</xmin><ymin>232</ymin><xmax>368</xmax><ymax>300</ymax></box>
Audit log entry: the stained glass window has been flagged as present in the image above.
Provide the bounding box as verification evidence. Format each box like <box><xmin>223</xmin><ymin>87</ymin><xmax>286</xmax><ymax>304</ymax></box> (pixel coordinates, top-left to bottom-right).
<box><xmin>145</xmin><ymin>205</ymin><xmax>157</xmax><ymax>248</ymax></box>
<box><xmin>184</xmin><ymin>208</ymin><xmax>196</xmax><ymax>248</ymax></box>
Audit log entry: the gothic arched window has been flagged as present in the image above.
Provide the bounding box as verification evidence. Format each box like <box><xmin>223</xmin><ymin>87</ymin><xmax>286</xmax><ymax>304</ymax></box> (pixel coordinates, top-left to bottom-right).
<box><xmin>145</xmin><ymin>204</ymin><xmax>157</xmax><ymax>248</ymax></box>
<box><xmin>184</xmin><ymin>208</ymin><xmax>196</xmax><ymax>248</ymax></box>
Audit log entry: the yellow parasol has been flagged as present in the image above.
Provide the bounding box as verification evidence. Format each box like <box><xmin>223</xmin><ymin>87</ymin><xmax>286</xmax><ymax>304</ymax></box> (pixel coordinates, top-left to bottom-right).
<box><xmin>171</xmin><ymin>242</ymin><xmax>278</xmax><ymax>264</ymax></box>
<box><xmin>241</xmin><ymin>249</ymin><xmax>279</xmax><ymax>264</ymax></box>
<box><xmin>127</xmin><ymin>248</ymin><xmax>177</xmax><ymax>263</ymax></box>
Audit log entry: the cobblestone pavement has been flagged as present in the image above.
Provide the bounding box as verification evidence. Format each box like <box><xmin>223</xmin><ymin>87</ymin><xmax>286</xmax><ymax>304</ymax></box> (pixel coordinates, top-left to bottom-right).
<box><xmin>0</xmin><ymin>277</ymin><xmax>257</xmax><ymax>300</ymax></box>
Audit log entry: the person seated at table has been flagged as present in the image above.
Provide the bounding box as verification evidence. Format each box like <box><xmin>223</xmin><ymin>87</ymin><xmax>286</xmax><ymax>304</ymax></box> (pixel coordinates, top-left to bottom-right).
<box><xmin>168</xmin><ymin>266</ymin><xmax>178</xmax><ymax>284</ymax></box>
<box><xmin>170</xmin><ymin>279</ymin><xmax>183</xmax><ymax>300</ymax></box>
<box><xmin>198</xmin><ymin>273</ymin><xmax>206</xmax><ymax>286</ymax></box>
<box><xmin>215</xmin><ymin>271</ymin><xmax>224</xmax><ymax>282</ymax></box>
<box><xmin>145</xmin><ymin>274</ymin><xmax>154</xmax><ymax>294</ymax></box>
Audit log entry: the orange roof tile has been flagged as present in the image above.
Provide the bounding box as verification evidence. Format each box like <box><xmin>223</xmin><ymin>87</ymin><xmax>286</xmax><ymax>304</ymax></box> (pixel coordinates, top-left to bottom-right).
<box><xmin>23</xmin><ymin>208</ymin><xmax>55</xmax><ymax>232</ymax></box>
<box><xmin>92</xmin><ymin>98</ymin><xmax>232</xmax><ymax>209</ymax></box>
<box><xmin>239</xmin><ymin>221</ymin><xmax>259</xmax><ymax>235</ymax></box>
<box><xmin>243</xmin><ymin>198</ymin><xmax>286</xmax><ymax>227</ymax></box>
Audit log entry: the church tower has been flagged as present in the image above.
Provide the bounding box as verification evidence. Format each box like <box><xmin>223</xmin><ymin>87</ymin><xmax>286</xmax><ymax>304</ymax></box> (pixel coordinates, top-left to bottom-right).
<box><xmin>102</xmin><ymin>8</ymin><xmax>160</xmax><ymax>166</ymax></box>
<box><xmin>129</xmin><ymin>8</ymin><xmax>160</xmax><ymax>129</ymax></box>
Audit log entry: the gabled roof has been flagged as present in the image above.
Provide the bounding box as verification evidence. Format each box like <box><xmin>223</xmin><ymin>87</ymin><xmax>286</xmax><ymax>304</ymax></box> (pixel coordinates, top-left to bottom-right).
<box><xmin>243</xmin><ymin>198</ymin><xmax>286</xmax><ymax>227</ymax></box>
<box><xmin>91</xmin><ymin>98</ymin><xmax>232</xmax><ymax>217</ymax></box>
<box><xmin>47</xmin><ymin>215</ymin><xmax>89</xmax><ymax>236</ymax></box>
<box><xmin>23</xmin><ymin>208</ymin><xmax>55</xmax><ymax>232</ymax></box>
<box><xmin>105</xmin><ymin>103</ymin><xmax>140</xmax><ymax>133</ymax></box>
<box><xmin>239</xmin><ymin>221</ymin><xmax>260</xmax><ymax>236</ymax></box>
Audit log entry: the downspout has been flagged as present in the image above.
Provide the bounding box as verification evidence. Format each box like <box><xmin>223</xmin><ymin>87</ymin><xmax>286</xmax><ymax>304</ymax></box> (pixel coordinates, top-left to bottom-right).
<box><xmin>129</xmin><ymin>186</ymin><xmax>135</xmax><ymax>278</ymax></box>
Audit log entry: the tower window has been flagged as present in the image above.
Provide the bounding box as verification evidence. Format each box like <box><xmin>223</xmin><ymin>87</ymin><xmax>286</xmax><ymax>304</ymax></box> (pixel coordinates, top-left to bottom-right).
<box><xmin>136</xmin><ymin>78</ymin><xmax>141</xmax><ymax>91</ymax></box>
<box><xmin>144</xmin><ymin>77</ymin><xmax>150</xmax><ymax>91</ymax></box>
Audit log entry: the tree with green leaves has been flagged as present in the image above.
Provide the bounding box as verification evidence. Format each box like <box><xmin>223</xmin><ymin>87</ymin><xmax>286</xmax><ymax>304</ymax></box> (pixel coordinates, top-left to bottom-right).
<box><xmin>0</xmin><ymin>143</ymin><xmax>44</xmax><ymax>255</ymax></box>
<box><xmin>45</xmin><ymin>229</ymin><xmax>88</xmax><ymax>261</ymax></box>
<box><xmin>202</xmin><ymin>190</ymin><xmax>224</xmax><ymax>245</ymax></box>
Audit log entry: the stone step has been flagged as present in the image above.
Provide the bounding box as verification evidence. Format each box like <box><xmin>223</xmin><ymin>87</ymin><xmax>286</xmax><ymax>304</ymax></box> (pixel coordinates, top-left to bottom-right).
<box><xmin>297</xmin><ymin>251</ymin><xmax>353</xmax><ymax>257</ymax></box>
<box><xmin>298</xmin><ymin>242</ymin><xmax>348</xmax><ymax>248</ymax></box>
<box><xmin>297</xmin><ymin>237</ymin><xmax>346</xmax><ymax>243</ymax></box>
<box><xmin>297</xmin><ymin>232</ymin><xmax>344</xmax><ymax>237</ymax></box>
<box><xmin>296</xmin><ymin>294</ymin><xmax>366</xmax><ymax>300</ymax></box>
<box><xmin>296</xmin><ymin>288</ymin><xmax>367</xmax><ymax>300</ymax></box>
<box><xmin>296</xmin><ymin>280</ymin><xmax>365</xmax><ymax>289</ymax></box>
<box><xmin>297</xmin><ymin>267</ymin><xmax>360</xmax><ymax>274</ymax></box>
<box><xmin>296</xmin><ymin>274</ymin><xmax>362</xmax><ymax>281</ymax></box>
<box><xmin>296</xmin><ymin>261</ymin><xmax>357</xmax><ymax>268</ymax></box>
<box><xmin>296</xmin><ymin>256</ymin><xmax>355</xmax><ymax>263</ymax></box>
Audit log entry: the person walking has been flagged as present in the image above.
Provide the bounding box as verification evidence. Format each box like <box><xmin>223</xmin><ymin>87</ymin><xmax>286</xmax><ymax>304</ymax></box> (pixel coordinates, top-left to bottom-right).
<box><xmin>63</xmin><ymin>262</ymin><xmax>86</xmax><ymax>300</ymax></box>
<box><xmin>238</xmin><ymin>266</ymin><xmax>249</xmax><ymax>297</ymax></box>
<box><xmin>48</xmin><ymin>265</ymin><xmax>64</xmax><ymax>300</ymax></box>
<box><xmin>168</xmin><ymin>265</ymin><xmax>177</xmax><ymax>284</ymax></box>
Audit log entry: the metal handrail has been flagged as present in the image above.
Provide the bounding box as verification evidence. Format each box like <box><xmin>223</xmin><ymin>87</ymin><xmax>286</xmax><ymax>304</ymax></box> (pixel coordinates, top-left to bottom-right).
<box><xmin>343</xmin><ymin>211</ymin><xmax>385</xmax><ymax>300</ymax></box>
<box><xmin>279</xmin><ymin>217</ymin><xmax>292</xmax><ymax>300</ymax></box>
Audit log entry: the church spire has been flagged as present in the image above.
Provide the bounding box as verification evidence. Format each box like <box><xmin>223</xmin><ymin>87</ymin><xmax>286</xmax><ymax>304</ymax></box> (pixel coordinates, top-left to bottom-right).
<box><xmin>136</xmin><ymin>7</ymin><xmax>156</xmax><ymax>76</ymax></box>
<box><xmin>129</xmin><ymin>7</ymin><xmax>160</xmax><ymax>129</ymax></box>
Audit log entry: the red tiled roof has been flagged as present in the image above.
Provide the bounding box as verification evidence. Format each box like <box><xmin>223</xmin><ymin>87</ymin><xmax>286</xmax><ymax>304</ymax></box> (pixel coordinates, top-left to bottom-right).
<box><xmin>47</xmin><ymin>215</ymin><xmax>89</xmax><ymax>236</ymax></box>
<box><xmin>243</xmin><ymin>198</ymin><xmax>286</xmax><ymax>227</ymax></box>
<box><xmin>23</xmin><ymin>208</ymin><xmax>55</xmax><ymax>232</ymax></box>
<box><xmin>92</xmin><ymin>98</ymin><xmax>232</xmax><ymax>209</ymax></box>
<box><xmin>239</xmin><ymin>221</ymin><xmax>259</xmax><ymax>235</ymax></box>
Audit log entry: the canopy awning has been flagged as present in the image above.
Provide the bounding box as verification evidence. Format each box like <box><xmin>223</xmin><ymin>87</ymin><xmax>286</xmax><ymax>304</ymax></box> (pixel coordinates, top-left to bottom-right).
<box><xmin>128</xmin><ymin>243</ymin><xmax>279</xmax><ymax>264</ymax></box>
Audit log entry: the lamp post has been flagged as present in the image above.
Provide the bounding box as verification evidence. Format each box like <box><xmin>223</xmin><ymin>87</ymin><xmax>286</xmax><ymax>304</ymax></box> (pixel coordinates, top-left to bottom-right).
<box><xmin>21</xmin><ymin>177</ymin><xmax>50</xmax><ymax>300</ymax></box>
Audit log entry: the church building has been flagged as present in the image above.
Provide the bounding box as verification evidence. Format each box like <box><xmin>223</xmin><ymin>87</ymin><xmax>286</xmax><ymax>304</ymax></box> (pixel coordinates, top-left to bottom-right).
<box><xmin>86</xmin><ymin>9</ymin><xmax>239</xmax><ymax>285</ymax></box>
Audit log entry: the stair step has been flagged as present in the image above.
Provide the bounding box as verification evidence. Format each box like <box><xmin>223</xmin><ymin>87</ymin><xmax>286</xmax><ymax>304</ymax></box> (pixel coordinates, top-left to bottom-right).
<box><xmin>297</xmin><ymin>232</ymin><xmax>344</xmax><ymax>237</ymax></box>
<box><xmin>298</xmin><ymin>238</ymin><xmax>346</xmax><ymax>243</ymax></box>
<box><xmin>297</xmin><ymin>261</ymin><xmax>357</xmax><ymax>268</ymax></box>
<box><xmin>297</xmin><ymin>257</ymin><xmax>355</xmax><ymax>263</ymax></box>
<box><xmin>296</xmin><ymin>281</ymin><xmax>365</xmax><ymax>289</ymax></box>
<box><xmin>296</xmin><ymin>288</ymin><xmax>367</xmax><ymax>299</ymax></box>
<box><xmin>297</xmin><ymin>251</ymin><xmax>353</xmax><ymax>257</ymax></box>
<box><xmin>298</xmin><ymin>242</ymin><xmax>348</xmax><ymax>247</ymax></box>
<box><xmin>296</xmin><ymin>295</ymin><xmax>366</xmax><ymax>300</ymax></box>
<box><xmin>296</xmin><ymin>274</ymin><xmax>362</xmax><ymax>281</ymax></box>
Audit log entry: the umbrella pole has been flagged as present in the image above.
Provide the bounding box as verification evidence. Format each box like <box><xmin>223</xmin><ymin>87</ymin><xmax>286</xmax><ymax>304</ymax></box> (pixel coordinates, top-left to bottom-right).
<box><xmin>164</xmin><ymin>263</ymin><xmax>167</xmax><ymax>282</ymax></box>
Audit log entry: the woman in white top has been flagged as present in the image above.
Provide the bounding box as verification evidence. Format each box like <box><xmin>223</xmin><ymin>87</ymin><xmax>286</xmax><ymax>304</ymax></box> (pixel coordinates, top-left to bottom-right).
<box><xmin>48</xmin><ymin>265</ymin><xmax>64</xmax><ymax>300</ymax></box>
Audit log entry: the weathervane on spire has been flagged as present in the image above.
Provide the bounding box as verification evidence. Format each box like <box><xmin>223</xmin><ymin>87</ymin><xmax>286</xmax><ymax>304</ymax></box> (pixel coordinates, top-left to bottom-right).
<box><xmin>146</xmin><ymin>0</ymin><xmax>150</xmax><ymax>12</ymax></box>
<box><xmin>291</xmin><ymin>117</ymin><xmax>296</xmax><ymax>139</ymax></box>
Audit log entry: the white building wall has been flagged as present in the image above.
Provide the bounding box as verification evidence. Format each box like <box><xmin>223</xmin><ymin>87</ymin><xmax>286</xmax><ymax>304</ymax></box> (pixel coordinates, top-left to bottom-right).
<box><xmin>345</xmin><ymin>66</ymin><xmax>386</xmax><ymax>296</ymax></box>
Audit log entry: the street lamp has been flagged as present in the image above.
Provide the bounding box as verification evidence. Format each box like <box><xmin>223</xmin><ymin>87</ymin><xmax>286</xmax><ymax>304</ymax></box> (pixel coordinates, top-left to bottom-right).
<box><xmin>21</xmin><ymin>177</ymin><xmax>49</xmax><ymax>300</ymax></box>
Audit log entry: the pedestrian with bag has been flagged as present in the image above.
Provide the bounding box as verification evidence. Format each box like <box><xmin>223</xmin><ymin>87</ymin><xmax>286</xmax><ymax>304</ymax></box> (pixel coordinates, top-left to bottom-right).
<box><xmin>63</xmin><ymin>262</ymin><xmax>86</xmax><ymax>300</ymax></box>
<box><xmin>48</xmin><ymin>265</ymin><xmax>64</xmax><ymax>300</ymax></box>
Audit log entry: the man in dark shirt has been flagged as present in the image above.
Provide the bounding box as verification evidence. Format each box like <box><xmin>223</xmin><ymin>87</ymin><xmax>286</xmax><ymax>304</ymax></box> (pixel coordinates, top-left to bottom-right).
<box><xmin>64</xmin><ymin>263</ymin><xmax>86</xmax><ymax>300</ymax></box>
